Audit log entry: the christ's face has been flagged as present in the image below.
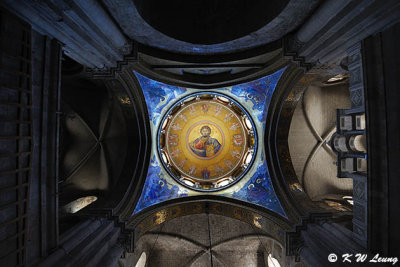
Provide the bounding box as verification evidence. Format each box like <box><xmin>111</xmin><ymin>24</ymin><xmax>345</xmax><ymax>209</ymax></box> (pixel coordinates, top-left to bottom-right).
<box><xmin>200</xmin><ymin>127</ymin><xmax>211</xmax><ymax>137</ymax></box>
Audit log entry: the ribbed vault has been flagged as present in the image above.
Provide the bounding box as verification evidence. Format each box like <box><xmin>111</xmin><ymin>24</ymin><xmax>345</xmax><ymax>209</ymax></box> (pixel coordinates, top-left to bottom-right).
<box><xmin>288</xmin><ymin>82</ymin><xmax>353</xmax><ymax>200</ymax></box>
<box><xmin>120</xmin><ymin>213</ymin><xmax>286</xmax><ymax>267</ymax></box>
<box><xmin>59</xmin><ymin>83</ymin><xmax>127</xmax><ymax>203</ymax></box>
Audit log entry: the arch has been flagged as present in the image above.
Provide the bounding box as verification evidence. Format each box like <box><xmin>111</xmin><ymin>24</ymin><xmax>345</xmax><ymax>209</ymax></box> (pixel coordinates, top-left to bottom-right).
<box><xmin>72</xmin><ymin>67</ymin><xmax>153</xmax><ymax>222</ymax></box>
<box><xmin>267</xmin><ymin>65</ymin><xmax>354</xmax><ymax>217</ymax></box>
<box><xmin>131</xmin><ymin>43</ymin><xmax>290</xmax><ymax>89</ymax></box>
<box><xmin>132</xmin><ymin>213</ymin><xmax>286</xmax><ymax>267</ymax></box>
<box><xmin>268</xmin><ymin>253</ymin><xmax>281</xmax><ymax>267</ymax></box>
<box><xmin>109</xmin><ymin>68</ymin><xmax>153</xmax><ymax>220</ymax></box>
<box><xmin>127</xmin><ymin>196</ymin><xmax>291</xmax><ymax>246</ymax></box>
<box><xmin>263</xmin><ymin>63</ymin><xmax>311</xmax><ymax>222</ymax></box>
<box><xmin>103</xmin><ymin>0</ymin><xmax>320</xmax><ymax>54</ymax></box>
<box><xmin>135</xmin><ymin>252</ymin><xmax>146</xmax><ymax>267</ymax></box>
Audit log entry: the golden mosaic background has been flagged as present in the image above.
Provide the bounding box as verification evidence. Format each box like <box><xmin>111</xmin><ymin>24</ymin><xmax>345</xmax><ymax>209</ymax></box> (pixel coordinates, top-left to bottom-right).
<box><xmin>165</xmin><ymin>99</ymin><xmax>247</xmax><ymax>182</ymax></box>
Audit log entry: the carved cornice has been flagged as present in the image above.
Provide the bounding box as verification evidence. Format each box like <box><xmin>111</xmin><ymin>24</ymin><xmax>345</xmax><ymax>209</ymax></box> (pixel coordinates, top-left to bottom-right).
<box><xmin>286</xmin><ymin>212</ymin><xmax>332</xmax><ymax>260</ymax></box>
<box><xmin>86</xmin><ymin>43</ymin><xmax>138</xmax><ymax>79</ymax></box>
<box><xmin>283</xmin><ymin>35</ymin><xmax>313</xmax><ymax>71</ymax></box>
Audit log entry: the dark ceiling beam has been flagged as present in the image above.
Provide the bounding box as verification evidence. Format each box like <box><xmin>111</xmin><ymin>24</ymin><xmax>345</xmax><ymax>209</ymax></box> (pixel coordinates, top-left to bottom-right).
<box><xmin>150</xmin><ymin>64</ymin><xmax>265</xmax><ymax>70</ymax></box>
<box><xmin>136</xmin><ymin>41</ymin><xmax>283</xmax><ymax>64</ymax></box>
<box><xmin>296</xmin><ymin>0</ymin><xmax>349</xmax><ymax>44</ymax></box>
<box><xmin>304</xmin><ymin>0</ymin><xmax>400</xmax><ymax>63</ymax></box>
<box><xmin>132</xmin><ymin>44</ymin><xmax>288</xmax><ymax>89</ymax></box>
<box><xmin>286</xmin><ymin>0</ymin><xmax>400</xmax><ymax>66</ymax></box>
<box><xmin>1</xmin><ymin>0</ymin><xmax>131</xmax><ymax>68</ymax></box>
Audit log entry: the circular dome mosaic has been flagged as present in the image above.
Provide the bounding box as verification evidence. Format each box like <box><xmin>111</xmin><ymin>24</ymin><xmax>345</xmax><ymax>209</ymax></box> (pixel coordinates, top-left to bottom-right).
<box><xmin>158</xmin><ymin>93</ymin><xmax>257</xmax><ymax>191</ymax></box>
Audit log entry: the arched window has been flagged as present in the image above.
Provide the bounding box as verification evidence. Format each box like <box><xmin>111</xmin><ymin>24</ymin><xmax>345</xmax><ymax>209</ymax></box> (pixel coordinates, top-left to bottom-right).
<box><xmin>62</xmin><ymin>196</ymin><xmax>97</xmax><ymax>214</ymax></box>
<box><xmin>267</xmin><ymin>253</ymin><xmax>281</xmax><ymax>267</ymax></box>
<box><xmin>135</xmin><ymin>252</ymin><xmax>147</xmax><ymax>267</ymax></box>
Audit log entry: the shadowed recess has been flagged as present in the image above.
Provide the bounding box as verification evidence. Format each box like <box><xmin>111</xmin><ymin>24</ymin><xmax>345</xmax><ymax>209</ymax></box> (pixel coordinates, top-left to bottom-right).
<box><xmin>133</xmin><ymin>0</ymin><xmax>289</xmax><ymax>44</ymax></box>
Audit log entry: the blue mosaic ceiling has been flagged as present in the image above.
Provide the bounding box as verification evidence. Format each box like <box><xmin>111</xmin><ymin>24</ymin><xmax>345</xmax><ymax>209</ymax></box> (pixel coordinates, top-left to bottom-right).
<box><xmin>133</xmin><ymin>67</ymin><xmax>287</xmax><ymax>217</ymax></box>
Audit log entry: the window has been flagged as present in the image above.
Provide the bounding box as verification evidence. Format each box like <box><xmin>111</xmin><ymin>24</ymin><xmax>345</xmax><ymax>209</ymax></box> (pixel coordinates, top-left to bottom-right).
<box><xmin>135</xmin><ymin>252</ymin><xmax>147</xmax><ymax>267</ymax></box>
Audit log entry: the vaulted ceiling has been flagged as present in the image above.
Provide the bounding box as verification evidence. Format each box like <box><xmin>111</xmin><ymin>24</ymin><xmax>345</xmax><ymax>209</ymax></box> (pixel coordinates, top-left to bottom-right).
<box><xmin>1</xmin><ymin>0</ymin><xmax>399</xmax><ymax>265</ymax></box>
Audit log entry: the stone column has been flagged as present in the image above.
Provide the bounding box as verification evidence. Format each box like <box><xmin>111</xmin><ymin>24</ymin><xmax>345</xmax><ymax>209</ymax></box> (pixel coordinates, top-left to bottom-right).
<box><xmin>347</xmin><ymin>43</ymin><xmax>368</xmax><ymax>248</ymax></box>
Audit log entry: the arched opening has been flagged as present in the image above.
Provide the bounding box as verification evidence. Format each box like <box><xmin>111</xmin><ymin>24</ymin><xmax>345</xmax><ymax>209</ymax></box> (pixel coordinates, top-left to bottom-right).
<box><xmin>57</xmin><ymin>57</ymin><xmax>151</xmax><ymax>235</ymax></box>
<box><xmin>134</xmin><ymin>252</ymin><xmax>147</xmax><ymax>267</ymax></box>
<box><xmin>123</xmin><ymin>198</ymin><xmax>292</xmax><ymax>267</ymax></box>
<box><xmin>61</xmin><ymin>196</ymin><xmax>97</xmax><ymax>214</ymax></box>
<box><xmin>133</xmin><ymin>0</ymin><xmax>289</xmax><ymax>44</ymax></box>
<box><xmin>288</xmin><ymin>79</ymin><xmax>353</xmax><ymax>202</ymax></box>
<box><xmin>272</xmin><ymin>69</ymin><xmax>359</xmax><ymax>231</ymax></box>
<box><xmin>125</xmin><ymin>213</ymin><xmax>286</xmax><ymax>267</ymax></box>
<box><xmin>267</xmin><ymin>253</ymin><xmax>281</xmax><ymax>267</ymax></box>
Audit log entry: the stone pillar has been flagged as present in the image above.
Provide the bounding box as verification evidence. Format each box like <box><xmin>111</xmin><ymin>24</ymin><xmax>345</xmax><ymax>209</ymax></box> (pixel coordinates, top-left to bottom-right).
<box><xmin>347</xmin><ymin>44</ymin><xmax>365</xmax><ymax>112</ymax></box>
<box><xmin>347</xmin><ymin>43</ymin><xmax>368</xmax><ymax>248</ymax></box>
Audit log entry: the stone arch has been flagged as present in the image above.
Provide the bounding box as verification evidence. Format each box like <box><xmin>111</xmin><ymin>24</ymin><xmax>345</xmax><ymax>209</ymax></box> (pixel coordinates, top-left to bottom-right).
<box><xmin>127</xmin><ymin>196</ymin><xmax>291</xmax><ymax>245</ymax></box>
<box><xmin>125</xmin><ymin>198</ymin><xmax>290</xmax><ymax>267</ymax></box>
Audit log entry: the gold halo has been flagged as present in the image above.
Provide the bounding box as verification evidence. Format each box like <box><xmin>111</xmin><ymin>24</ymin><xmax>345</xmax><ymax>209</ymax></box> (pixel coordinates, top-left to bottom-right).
<box><xmin>159</xmin><ymin>94</ymin><xmax>256</xmax><ymax>191</ymax></box>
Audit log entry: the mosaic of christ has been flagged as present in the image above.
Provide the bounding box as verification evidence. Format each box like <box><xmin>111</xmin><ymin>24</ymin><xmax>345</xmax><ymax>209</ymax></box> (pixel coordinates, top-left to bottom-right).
<box><xmin>163</xmin><ymin>99</ymin><xmax>249</xmax><ymax>181</ymax></box>
<box><xmin>189</xmin><ymin>125</ymin><xmax>221</xmax><ymax>158</ymax></box>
